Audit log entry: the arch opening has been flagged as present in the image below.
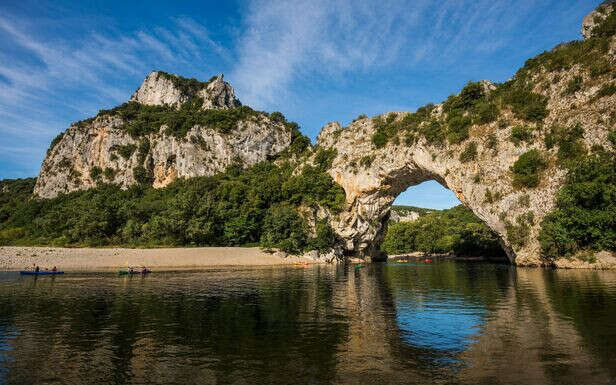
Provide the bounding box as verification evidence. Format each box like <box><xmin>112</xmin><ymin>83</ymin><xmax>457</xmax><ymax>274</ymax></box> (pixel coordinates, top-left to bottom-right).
<box><xmin>347</xmin><ymin>176</ymin><xmax>509</xmax><ymax>264</ymax></box>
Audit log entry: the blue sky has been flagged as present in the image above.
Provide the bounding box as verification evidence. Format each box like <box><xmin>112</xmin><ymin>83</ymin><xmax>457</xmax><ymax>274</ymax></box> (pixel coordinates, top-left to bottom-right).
<box><xmin>0</xmin><ymin>0</ymin><xmax>601</xmax><ymax>209</ymax></box>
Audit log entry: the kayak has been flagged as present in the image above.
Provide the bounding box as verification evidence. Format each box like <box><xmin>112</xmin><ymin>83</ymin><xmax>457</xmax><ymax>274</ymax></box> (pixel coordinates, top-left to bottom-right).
<box><xmin>118</xmin><ymin>269</ymin><xmax>151</xmax><ymax>275</ymax></box>
<box><xmin>20</xmin><ymin>271</ymin><xmax>64</xmax><ymax>276</ymax></box>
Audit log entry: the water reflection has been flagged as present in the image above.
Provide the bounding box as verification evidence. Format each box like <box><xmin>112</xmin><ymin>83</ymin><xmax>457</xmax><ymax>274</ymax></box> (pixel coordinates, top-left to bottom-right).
<box><xmin>0</xmin><ymin>262</ymin><xmax>615</xmax><ymax>384</ymax></box>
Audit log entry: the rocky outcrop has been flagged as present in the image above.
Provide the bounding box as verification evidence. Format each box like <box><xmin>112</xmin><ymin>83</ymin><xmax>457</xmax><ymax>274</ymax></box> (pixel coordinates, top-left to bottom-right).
<box><xmin>34</xmin><ymin>72</ymin><xmax>291</xmax><ymax>198</ymax></box>
<box><xmin>389</xmin><ymin>209</ymin><xmax>420</xmax><ymax>223</ymax></box>
<box><xmin>582</xmin><ymin>0</ymin><xmax>615</xmax><ymax>39</ymax></box>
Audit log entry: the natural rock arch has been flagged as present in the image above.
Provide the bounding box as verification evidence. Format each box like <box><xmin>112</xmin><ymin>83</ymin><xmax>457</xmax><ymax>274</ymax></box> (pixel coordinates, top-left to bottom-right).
<box><xmin>314</xmin><ymin>115</ymin><xmax>563</xmax><ymax>267</ymax></box>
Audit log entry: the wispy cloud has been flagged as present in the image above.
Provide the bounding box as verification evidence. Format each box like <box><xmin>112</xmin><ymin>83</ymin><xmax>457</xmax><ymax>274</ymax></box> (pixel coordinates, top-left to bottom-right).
<box><xmin>230</xmin><ymin>0</ymin><xmax>593</xmax><ymax>109</ymax></box>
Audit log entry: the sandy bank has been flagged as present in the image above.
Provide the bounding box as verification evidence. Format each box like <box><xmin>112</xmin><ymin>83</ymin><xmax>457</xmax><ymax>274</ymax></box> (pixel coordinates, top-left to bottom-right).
<box><xmin>0</xmin><ymin>246</ymin><xmax>323</xmax><ymax>272</ymax></box>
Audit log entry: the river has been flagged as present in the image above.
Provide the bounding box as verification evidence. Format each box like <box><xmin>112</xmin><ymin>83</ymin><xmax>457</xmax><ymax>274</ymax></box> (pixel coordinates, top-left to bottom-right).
<box><xmin>1</xmin><ymin>261</ymin><xmax>616</xmax><ymax>384</ymax></box>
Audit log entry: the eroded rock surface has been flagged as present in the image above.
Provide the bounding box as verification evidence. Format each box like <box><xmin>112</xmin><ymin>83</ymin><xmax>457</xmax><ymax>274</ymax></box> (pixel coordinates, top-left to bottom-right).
<box><xmin>34</xmin><ymin>72</ymin><xmax>290</xmax><ymax>198</ymax></box>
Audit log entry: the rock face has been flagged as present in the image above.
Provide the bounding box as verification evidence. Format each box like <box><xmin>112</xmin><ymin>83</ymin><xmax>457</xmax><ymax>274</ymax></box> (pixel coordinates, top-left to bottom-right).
<box><xmin>34</xmin><ymin>72</ymin><xmax>291</xmax><ymax>198</ymax></box>
<box><xmin>389</xmin><ymin>209</ymin><xmax>420</xmax><ymax>223</ymax></box>
<box><xmin>582</xmin><ymin>0</ymin><xmax>615</xmax><ymax>39</ymax></box>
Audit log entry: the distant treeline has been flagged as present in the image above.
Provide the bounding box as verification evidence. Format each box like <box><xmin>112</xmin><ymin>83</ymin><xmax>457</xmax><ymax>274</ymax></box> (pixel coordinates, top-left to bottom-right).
<box><xmin>382</xmin><ymin>205</ymin><xmax>507</xmax><ymax>260</ymax></box>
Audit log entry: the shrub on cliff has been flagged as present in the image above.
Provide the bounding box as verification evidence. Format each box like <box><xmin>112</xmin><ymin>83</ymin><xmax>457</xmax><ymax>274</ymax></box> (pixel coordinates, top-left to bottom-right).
<box><xmin>511</xmin><ymin>149</ymin><xmax>546</xmax><ymax>188</ymax></box>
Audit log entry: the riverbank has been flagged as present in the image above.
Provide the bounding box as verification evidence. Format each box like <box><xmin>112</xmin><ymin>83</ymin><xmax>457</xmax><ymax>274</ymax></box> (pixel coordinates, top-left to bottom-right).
<box><xmin>0</xmin><ymin>246</ymin><xmax>324</xmax><ymax>272</ymax></box>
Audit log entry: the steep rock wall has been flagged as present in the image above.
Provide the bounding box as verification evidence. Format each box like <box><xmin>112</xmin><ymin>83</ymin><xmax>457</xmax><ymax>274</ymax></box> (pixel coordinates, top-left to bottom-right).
<box><xmin>34</xmin><ymin>72</ymin><xmax>291</xmax><ymax>198</ymax></box>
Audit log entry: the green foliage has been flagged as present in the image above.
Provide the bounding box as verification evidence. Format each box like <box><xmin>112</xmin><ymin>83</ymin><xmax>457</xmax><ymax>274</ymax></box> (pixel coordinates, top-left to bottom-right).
<box><xmin>486</xmin><ymin>133</ymin><xmax>498</xmax><ymax>153</ymax></box>
<box><xmin>113</xmin><ymin>144</ymin><xmax>137</xmax><ymax>160</ymax></box>
<box><xmin>475</xmin><ymin>101</ymin><xmax>499</xmax><ymax>124</ymax></box>
<box><xmin>360</xmin><ymin>155</ymin><xmax>376</xmax><ymax>168</ymax></box>
<box><xmin>594</xmin><ymin>83</ymin><xmax>616</xmax><ymax>99</ymax></box>
<box><xmin>519</xmin><ymin>36</ymin><xmax>610</xmax><ymax>75</ymax></box>
<box><xmin>509</xmin><ymin>125</ymin><xmax>534</xmax><ymax>146</ymax></box>
<box><xmin>381</xmin><ymin>205</ymin><xmax>505</xmax><ymax>259</ymax></box>
<box><xmin>313</xmin><ymin>147</ymin><xmax>337</xmax><ymax>170</ymax></box>
<box><xmin>589</xmin><ymin>59</ymin><xmax>612</xmax><ymax>78</ymax></box>
<box><xmin>544</xmin><ymin>123</ymin><xmax>586</xmax><ymax>166</ymax></box>
<box><xmin>372</xmin><ymin>116</ymin><xmax>393</xmax><ymax>148</ymax></box>
<box><xmin>498</xmin><ymin>86</ymin><xmax>549</xmax><ymax>122</ymax></box>
<box><xmin>0</xmin><ymin>161</ymin><xmax>345</xmax><ymax>251</ymax></box>
<box><xmin>371</xmin><ymin>105</ymin><xmax>443</xmax><ymax>148</ymax></box>
<box><xmin>609</xmin><ymin>130</ymin><xmax>616</xmax><ymax>148</ymax></box>
<box><xmin>511</xmin><ymin>149</ymin><xmax>546</xmax><ymax>188</ymax></box>
<box><xmin>443</xmin><ymin>82</ymin><xmax>485</xmax><ymax>112</ymax></box>
<box><xmin>539</xmin><ymin>151</ymin><xmax>616</xmax><ymax>260</ymax></box>
<box><xmin>505</xmin><ymin>212</ymin><xmax>534</xmax><ymax>249</ymax></box>
<box><xmin>260</xmin><ymin>205</ymin><xmax>309</xmax><ymax>254</ymax></box>
<box><xmin>459</xmin><ymin>142</ymin><xmax>477</xmax><ymax>163</ymax></box>
<box><xmin>89</xmin><ymin>167</ymin><xmax>102</xmax><ymax>180</ymax></box>
<box><xmin>103</xmin><ymin>168</ymin><xmax>116</xmax><ymax>180</ymax></box>
<box><xmin>99</xmin><ymin>100</ymin><xmax>260</xmax><ymax>138</ymax></box>
<box><xmin>391</xmin><ymin>205</ymin><xmax>435</xmax><ymax>217</ymax></box>
<box><xmin>312</xmin><ymin>220</ymin><xmax>336</xmax><ymax>253</ymax></box>
<box><xmin>484</xmin><ymin>189</ymin><xmax>502</xmax><ymax>204</ymax></box>
<box><xmin>352</xmin><ymin>114</ymin><xmax>368</xmax><ymax>123</ymax></box>
<box><xmin>446</xmin><ymin>111</ymin><xmax>471</xmax><ymax>144</ymax></box>
<box><xmin>564</xmin><ymin>76</ymin><xmax>583</xmax><ymax>95</ymax></box>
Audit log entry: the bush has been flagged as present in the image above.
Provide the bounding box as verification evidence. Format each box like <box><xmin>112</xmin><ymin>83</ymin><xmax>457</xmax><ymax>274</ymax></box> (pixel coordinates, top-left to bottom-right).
<box><xmin>459</xmin><ymin>142</ymin><xmax>477</xmax><ymax>163</ymax></box>
<box><xmin>89</xmin><ymin>167</ymin><xmax>102</xmax><ymax>180</ymax></box>
<box><xmin>113</xmin><ymin>144</ymin><xmax>137</xmax><ymax>160</ymax></box>
<box><xmin>47</xmin><ymin>132</ymin><xmax>65</xmax><ymax>155</ymax></box>
<box><xmin>594</xmin><ymin>83</ymin><xmax>616</xmax><ymax>99</ymax></box>
<box><xmin>360</xmin><ymin>155</ymin><xmax>375</xmax><ymax>168</ymax></box>
<box><xmin>544</xmin><ymin>124</ymin><xmax>586</xmax><ymax>166</ymax></box>
<box><xmin>446</xmin><ymin>111</ymin><xmax>471</xmax><ymax>144</ymax></box>
<box><xmin>98</xmin><ymin>100</ymin><xmax>261</xmax><ymax>138</ymax></box>
<box><xmin>505</xmin><ymin>213</ymin><xmax>534</xmax><ymax>249</ymax></box>
<box><xmin>475</xmin><ymin>102</ymin><xmax>499</xmax><ymax>124</ymax></box>
<box><xmin>609</xmin><ymin>130</ymin><xmax>616</xmax><ymax>147</ymax></box>
<box><xmin>511</xmin><ymin>149</ymin><xmax>546</xmax><ymax>188</ymax></box>
<box><xmin>260</xmin><ymin>205</ymin><xmax>309</xmax><ymax>254</ymax></box>
<box><xmin>312</xmin><ymin>220</ymin><xmax>336</xmax><ymax>253</ymax></box>
<box><xmin>539</xmin><ymin>151</ymin><xmax>616</xmax><ymax>260</ymax></box>
<box><xmin>564</xmin><ymin>76</ymin><xmax>583</xmax><ymax>95</ymax></box>
<box><xmin>509</xmin><ymin>125</ymin><xmax>534</xmax><ymax>146</ymax></box>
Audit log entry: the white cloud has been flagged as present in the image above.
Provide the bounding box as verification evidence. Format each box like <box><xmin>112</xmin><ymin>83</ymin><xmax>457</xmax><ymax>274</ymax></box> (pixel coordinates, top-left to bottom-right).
<box><xmin>229</xmin><ymin>0</ymin><xmax>588</xmax><ymax>109</ymax></box>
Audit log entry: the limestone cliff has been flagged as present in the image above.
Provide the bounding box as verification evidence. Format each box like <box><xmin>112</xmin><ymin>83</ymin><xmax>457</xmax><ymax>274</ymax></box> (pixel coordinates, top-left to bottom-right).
<box><xmin>34</xmin><ymin>72</ymin><xmax>292</xmax><ymax>198</ymax></box>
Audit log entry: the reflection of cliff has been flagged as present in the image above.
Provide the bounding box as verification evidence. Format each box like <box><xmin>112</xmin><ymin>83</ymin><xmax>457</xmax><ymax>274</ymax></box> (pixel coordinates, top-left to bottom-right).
<box><xmin>457</xmin><ymin>268</ymin><xmax>613</xmax><ymax>385</ymax></box>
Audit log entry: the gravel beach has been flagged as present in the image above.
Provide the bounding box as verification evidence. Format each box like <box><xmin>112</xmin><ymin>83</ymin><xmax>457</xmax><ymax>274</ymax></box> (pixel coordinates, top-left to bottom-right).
<box><xmin>0</xmin><ymin>246</ymin><xmax>321</xmax><ymax>271</ymax></box>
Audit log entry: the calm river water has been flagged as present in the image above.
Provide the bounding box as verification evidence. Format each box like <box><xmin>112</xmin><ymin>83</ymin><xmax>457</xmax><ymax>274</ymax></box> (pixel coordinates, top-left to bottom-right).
<box><xmin>1</xmin><ymin>261</ymin><xmax>616</xmax><ymax>385</ymax></box>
